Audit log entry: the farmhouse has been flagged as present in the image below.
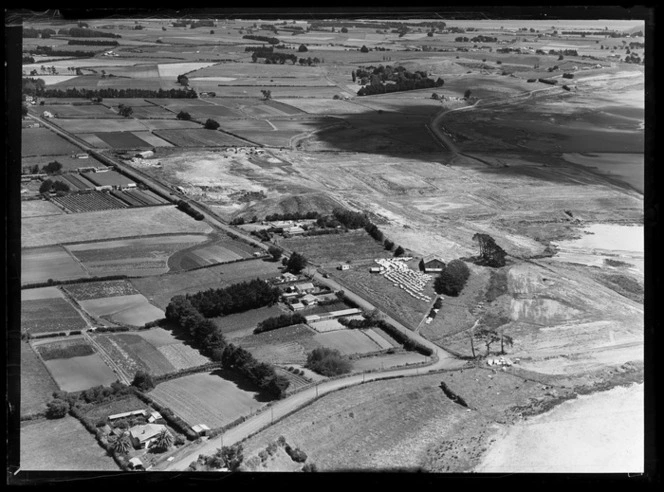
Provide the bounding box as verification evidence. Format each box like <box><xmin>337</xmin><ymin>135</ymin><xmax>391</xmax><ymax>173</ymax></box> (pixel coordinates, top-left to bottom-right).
<box><xmin>290</xmin><ymin>302</ymin><xmax>305</xmax><ymax>311</ymax></box>
<box><xmin>301</xmin><ymin>293</ymin><xmax>318</xmax><ymax>306</ymax></box>
<box><xmin>83</xmin><ymin>169</ymin><xmax>137</xmax><ymax>190</ymax></box>
<box><xmin>108</xmin><ymin>409</ymin><xmax>146</xmax><ymax>422</ymax></box>
<box><xmin>129</xmin><ymin>423</ymin><xmax>170</xmax><ymax>449</ymax></box>
<box><xmin>421</xmin><ymin>257</ymin><xmax>446</xmax><ymax>273</ymax></box>
<box><xmin>294</xmin><ymin>282</ymin><xmax>315</xmax><ymax>294</ymax></box>
<box><xmin>338</xmin><ymin>264</ymin><xmax>350</xmax><ymax>271</ymax></box>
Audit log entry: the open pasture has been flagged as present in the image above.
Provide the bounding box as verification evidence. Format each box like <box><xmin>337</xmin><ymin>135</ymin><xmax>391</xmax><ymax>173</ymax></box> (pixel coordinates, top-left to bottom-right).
<box><xmin>279</xmin><ymin>230</ymin><xmax>390</xmax><ymax>266</ymax></box>
<box><xmin>94</xmin><ymin>131</ymin><xmax>154</xmax><ymax>149</ymax></box>
<box><xmin>21</xmin><ymin>246</ymin><xmax>89</xmax><ymax>285</ymax></box>
<box><xmin>93</xmin><ymin>332</ymin><xmax>175</xmax><ymax>376</ymax></box>
<box><xmin>41</xmin><ymin>349</ymin><xmax>118</xmax><ymax>392</ymax></box>
<box><xmin>153</xmin><ymin>128</ymin><xmax>251</xmax><ymax>147</ymax></box>
<box><xmin>312</xmin><ymin>329</ymin><xmax>383</xmax><ymax>356</ymax></box>
<box><xmin>237</xmin><ymin>324</ymin><xmax>321</xmax><ymax>366</ymax></box>
<box><xmin>174</xmin><ymin>244</ymin><xmax>242</xmax><ymax>269</ymax></box>
<box><xmin>52</xmin><ymin>118</ymin><xmax>149</xmax><ymax>133</ymax></box>
<box><xmin>21</xmin><ymin>128</ymin><xmax>81</xmax><ymax>157</ymax></box>
<box><xmin>21</xmin><ymin>199</ymin><xmax>65</xmax><ymax>218</ymax></box>
<box><xmin>148</xmin><ymin>370</ymin><xmax>265</xmax><ymax>429</ymax></box>
<box><xmin>20</xmin><ymin>416</ymin><xmax>119</xmax><ymax>471</ymax></box>
<box><xmin>38</xmin><ymin>104</ymin><xmax>121</xmax><ymax>119</ymax></box>
<box><xmin>160</xmin><ymin>102</ymin><xmax>244</xmax><ymax>119</ymax></box>
<box><xmin>79</xmin><ymin>294</ymin><xmax>165</xmax><ymax>326</ymax></box>
<box><xmin>131</xmin><ymin>258</ymin><xmax>281</xmax><ymax>309</ymax></box>
<box><xmin>275</xmin><ymin>98</ymin><xmax>370</xmax><ymax>115</ymax></box>
<box><xmin>211</xmin><ymin>305</ymin><xmax>285</xmax><ymax>338</ymax></box>
<box><xmin>187</xmin><ymin>62</ymin><xmax>328</xmax><ymax>79</ymax></box>
<box><xmin>22</xmin><ymin>206</ymin><xmax>213</xmax><ymax>248</ymax></box>
<box><xmin>21</xmin><ymin>296</ymin><xmax>88</xmax><ymax>335</ymax></box>
<box><xmin>21</xmin><ymin>341</ymin><xmax>60</xmax><ymax>417</ymax></box>
<box><xmin>231</xmin><ymin>130</ymin><xmax>302</xmax><ymax>147</ymax></box>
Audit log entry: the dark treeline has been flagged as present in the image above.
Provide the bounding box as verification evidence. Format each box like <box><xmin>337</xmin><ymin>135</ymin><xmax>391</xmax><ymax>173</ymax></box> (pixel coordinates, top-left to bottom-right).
<box><xmin>68</xmin><ymin>39</ymin><xmax>119</xmax><ymax>46</ymax></box>
<box><xmin>358</xmin><ymin>77</ymin><xmax>443</xmax><ymax>96</ymax></box>
<box><xmin>58</xmin><ymin>27</ymin><xmax>121</xmax><ymax>38</ymax></box>
<box><xmin>176</xmin><ymin>200</ymin><xmax>205</xmax><ymax>220</ymax></box>
<box><xmin>25</xmin><ymin>46</ymin><xmax>99</xmax><ymax>58</ymax></box>
<box><xmin>35</xmin><ymin>86</ymin><xmax>198</xmax><ymax>99</ymax></box>
<box><xmin>245</xmin><ymin>45</ymin><xmax>274</xmax><ymax>53</ymax></box>
<box><xmin>251</xmin><ymin>51</ymin><xmax>297</xmax><ymax>64</ymax></box>
<box><xmin>265</xmin><ymin>211</ymin><xmax>319</xmax><ymax>222</ymax></box>
<box><xmin>187</xmin><ymin>278</ymin><xmax>281</xmax><ymax>318</ymax></box>
<box><xmin>243</xmin><ymin>34</ymin><xmax>280</xmax><ymax>45</ymax></box>
<box><xmin>23</xmin><ymin>55</ymin><xmax>35</xmax><ymax>64</ymax></box>
<box><xmin>332</xmin><ymin>207</ymin><xmax>371</xmax><ymax>229</ymax></box>
<box><xmin>189</xmin><ymin>20</ymin><xmax>215</xmax><ymax>28</ymax></box>
<box><xmin>254</xmin><ymin>313</ymin><xmax>307</xmax><ymax>334</ymax></box>
<box><xmin>354</xmin><ymin>65</ymin><xmax>444</xmax><ymax>96</ymax></box>
<box><xmin>23</xmin><ymin>27</ymin><xmax>56</xmax><ymax>38</ymax></box>
<box><xmin>165</xmin><ymin>294</ymin><xmax>289</xmax><ymax>398</ymax></box>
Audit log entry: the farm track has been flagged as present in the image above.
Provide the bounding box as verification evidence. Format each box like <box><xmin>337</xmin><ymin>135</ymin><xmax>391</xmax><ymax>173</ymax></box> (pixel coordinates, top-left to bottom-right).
<box><xmin>81</xmin><ymin>331</ymin><xmax>131</xmax><ymax>385</ymax></box>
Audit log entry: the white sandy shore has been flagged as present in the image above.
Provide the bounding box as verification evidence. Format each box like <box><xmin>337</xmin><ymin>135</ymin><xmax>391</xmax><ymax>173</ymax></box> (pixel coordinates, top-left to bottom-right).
<box><xmin>474</xmin><ymin>383</ymin><xmax>643</xmax><ymax>473</ymax></box>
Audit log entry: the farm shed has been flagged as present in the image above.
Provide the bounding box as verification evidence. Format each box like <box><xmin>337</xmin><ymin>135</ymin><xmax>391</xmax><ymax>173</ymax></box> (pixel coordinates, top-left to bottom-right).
<box><xmin>135</xmin><ymin>150</ymin><xmax>155</xmax><ymax>159</ymax></box>
<box><xmin>305</xmin><ymin>314</ymin><xmax>321</xmax><ymax>323</ymax></box>
<box><xmin>108</xmin><ymin>409</ymin><xmax>146</xmax><ymax>422</ymax></box>
<box><xmin>315</xmin><ymin>308</ymin><xmax>362</xmax><ymax>321</ymax></box>
<box><xmin>147</xmin><ymin>411</ymin><xmax>162</xmax><ymax>423</ymax></box>
<box><xmin>129</xmin><ymin>424</ymin><xmax>170</xmax><ymax>449</ymax></box>
<box><xmin>422</xmin><ymin>257</ymin><xmax>446</xmax><ymax>273</ymax></box>
<box><xmin>128</xmin><ymin>457</ymin><xmax>144</xmax><ymax>470</ymax></box>
<box><xmin>294</xmin><ymin>282</ymin><xmax>315</xmax><ymax>294</ymax></box>
<box><xmin>192</xmin><ymin>424</ymin><xmax>210</xmax><ymax>436</ymax></box>
<box><xmin>84</xmin><ymin>169</ymin><xmax>137</xmax><ymax>190</ymax></box>
<box><xmin>290</xmin><ymin>302</ymin><xmax>305</xmax><ymax>311</ymax></box>
<box><xmin>338</xmin><ymin>264</ymin><xmax>350</xmax><ymax>271</ymax></box>
<box><xmin>369</xmin><ymin>267</ymin><xmax>381</xmax><ymax>273</ymax></box>
<box><xmin>302</xmin><ymin>294</ymin><xmax>318</xmax><ymax>305</ymax></box>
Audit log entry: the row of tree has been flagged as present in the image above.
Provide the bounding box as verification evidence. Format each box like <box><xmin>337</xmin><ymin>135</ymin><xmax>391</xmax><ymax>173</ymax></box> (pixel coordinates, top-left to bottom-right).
<box><xmin>23</xmin><ymin>27</ymin><xmax>56</xmax><ymax>38</ymax></box>
<box><xmin>243</xmin><ymin>34</ymin><xmax>280</xmax><ymax>45</ymax></box>
<box><xmin>176</xmin><ymin>199</ymin><xmax>204</xmax><ymax>220</ymax></box>
<box><xmin>251</xmin><ymin>51</ymin><xmax>298</xmax><ymax>64</ymax></box>
<box><xmin>357</xmin><ymin>77</ymin><xmax>443</xmax><ymax>96</ymax></box>
<box><xmin>32</xmin><ymin>87</ymin><xmax>198</xmax><ymax>99</ymax></box>
<box><xmin>67</xmin><ymin>39</ymin><xmax>119</xmax><ymax>46</ymax></box>
<box><xmin>25</xmin><ymin>46</ymin><xmax>99</xmax><ymax>58</ymax></box>
<box><xmin>254</xmin><ymin>313</ymin><xmax>307</xmax><ymax>334</ymax></box>
<box><xmin>266</xmin><ymin>211</ymin><xmax>319</xmax><ymax>222</ymax></box>
<box><xmin>57</xmin><ymin>27</ymin><xmax>121</xmax><ymax>38</ymax></box>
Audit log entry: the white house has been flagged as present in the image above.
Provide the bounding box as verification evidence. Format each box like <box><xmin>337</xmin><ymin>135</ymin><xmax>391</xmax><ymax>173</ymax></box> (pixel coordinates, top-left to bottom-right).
<box><xmin>129</xmin><ymin>424</ymin><xmax>170</xmax><ymax>449</ymax></box>
<box><xmin>338</xmin><ymin>264</ymin><xmax>350</xmax><ymax>271</ymax></box>
<box><xmin>294</xmin><ymin>282</ymin><xmax>315</xmax><ymax>294</ymax></box>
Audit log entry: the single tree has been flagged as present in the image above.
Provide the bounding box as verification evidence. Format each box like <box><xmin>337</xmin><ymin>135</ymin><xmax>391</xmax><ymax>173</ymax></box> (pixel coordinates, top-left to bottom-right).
<box><xmin>261</xmin><ymin>89</ymin><xmax>272</xmax><ymax>100</ymax></box>
<box><xmin>298</xmin><ymin>44</ymin><xmax>308</xmax><ymax>52</ymax></box>
<box><xmin>464</xmin><ymin>89</ymin><xmax>472</xmax><ymax>99</ymax></box>
<box><xmin>360</xmin><ymin>45</ymin><xmax>369</xmax><ymax>53</ymax></box>
<box><xmin>434</xmin><ymin>259</ymin><xmax>470</xmax><ymax>296</ymax></box>
<box><xmin>384</xmin><ymin>239</ymin><xmax>394</xmax><ymax>251</ymax></box>
<box><xmin>118</xmin><ymin>104</ymin><xmax>133</xmax><ymax>118</ymax></box>
<box><xmin>204</xmin><ymin>118</ymin><xmax>220</xmax><ymax>130</ymax></box>
<box><xmin>286</xmin><ymin>252</ymin><xmax>308</xmax><ymax>274</ymax></box>
<box><xmin>268</xmin><ymin>245</ymin><xmax>282</xmax><ymax>261</ymax></box>
<box><xmin>176</xmin><ymin>110</ymin><xmax>192</xmax><ymax>120</ymax></box>
<box><xmin>112</xmin><ymin>434</ymin><xmax>132</xmax><ymax>454</ymax></box>
<box><xmin>341</xmin><ymin>27</ymin><xmax>348</xmax><ymax>33</ymax></box>
<box><xmin>394</xmin><ymin>246</ymin><xmax>405</xmax><ymax>257</ymax></box>
<box><xmin>131</xmin><ymin>370</ymin><xmax>155</xmax><ymax>391</ymax></box>
<box><xmin>219</xmin><ymin>444</ymin><xmax>244</xmax><ymax>471</ymax></box>
<box><xmin>43</xmin><ymin>161</ymin><xmax>62</xmax><ymax>174</ymax></box>
<box><xmin>152</xmin><ymin>429</ymin><xmax>174</xmax><ymax>452</ymax></box>
<box><xmin>45</xmin><ymin>398</ymin><xmax>69</xmax><ymax>419</ymax></box>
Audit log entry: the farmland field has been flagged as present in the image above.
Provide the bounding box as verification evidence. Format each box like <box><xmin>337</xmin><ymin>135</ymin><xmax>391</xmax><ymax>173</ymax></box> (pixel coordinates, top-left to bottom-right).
<box><xmin>80</xmin><ymin>393</ymin><xmax>151</xmax><ymax>424</ymax></box>
<box><xmin>278</xmin><ymin>230</ymin><xmax>391</xmax><ymax>266</ymax></box>
<box><xmin>21</xmin><ymin>199</ymin><xmax>66</xmax><ymax>218</ymax></box>
<box><xmin>132</xmin><ymin>259</ymin><xmax>282</xmax><ymax>309</ymax></box>
<box><xmin>350</xmin><ymin>351</ymin><xmax>428</xmax><ymax>372</ymax></box>
<box><xmin>38</xmin><ymin>104</ymin><xmax>121</xmax><ymax>119</ymax></box>
<box><xmin>21</xmin><ymin>295</ymin><xmax>88</xmax><ymax>335</ymax></box>
<box><xmin>79</xmin><ymin>294</ymin><xmax>165</xmax><ymax>326</ymax></box>
<box><xmin>21</xmin><ymin>342</ymin><xmax>59</xmax><ymax>417</ymax></box>
<box><xmin>64</xmin><ymin>234</ymin><xmax>208</xmax><ymax>277</ymax></box>
<box><xmin>22</xmin><ymin>154</ymin><xmax>109</xmax><ymax>173</ymax></box>
<box><xmin>312</xmin><ymin>329</ymin><xmax>383</xmax><ymax>356</ymax></box>
<box><xmin>274</xmin><ymin>98</ymin><xmax>369</xmax><ymax>115</ymax></box>
<box><xmin>22</xmin><ymin>206</ymin><xmax>213</xmax><ymax>248</ymax></box>
<box><xmin>148</xmin><ymin>370</ymin><xmax>265</xmax><ymax>429</ymax></box>
<box><xmin>153</xmin><ymin>128</ymin><xmax>251</xmax><ymax>147</ymax></box>
<box><xmin>64</xmin><ymin>279</ymin><xmax>141</xmax><ymax>301</ymax></box>
<box><xmin>21</xmin><ymin>127</ymin><xmax>81</xmax><ymax>156</ymax></box>
<box><xmin>20</xmin><ymin>416</ymin><xmax>119</xmax><ymax>471</ymax></box>
<box><xmin>94</xmin><ymin>131</ymin><xmax>154</xmax><ymax>149</ymax></box>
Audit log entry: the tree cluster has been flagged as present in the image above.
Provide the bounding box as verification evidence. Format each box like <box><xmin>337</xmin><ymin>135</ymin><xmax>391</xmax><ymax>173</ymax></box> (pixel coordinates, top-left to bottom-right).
<box><xmin>252</xmin><ymin>51</ymin><xmax>298</xmax><ymax>64</ymax></box>
<box><xmin>222</xmin><ymin>344</ymin><xmax>290</xmax><ymax>397</ymax></box>
<box><xmin>185</xmin><ymin>278</ymin><xmax>281</xmax><ymax>318</ymax></box>
<box><xmin>305</xmin><ymin>347</ymin><xmax>351</xmax><ymax>376</ymax></box>
<box><xmin>23</xmin><ymin>27</ymin><xmax>56</xmax><ymax>38</ymax></box>
<box><xmin>285</xmin><ymin>252</ymin><xmax>308</xmax><ymax>274</ymax></box>
<box><xmin>176</xmin><ymin>110</ymin><xmax>192</xmax><ymax>120</ymax></box>
<box><xmin>165</xmin><ymin>295</ymin><xmax>227</xmax><ymax>354</ymax></box>
<box><xmin>245</xmin><ymin>45</ymin><xmax>274</xmax><ymax>53</ymax></box>
<box><xmin>23</xmin><ymin>55</ymin><xmax>36</xmax><ymax>63</ymax></box>
<box><xmin>434</xmin><ymin>259</ymin><xmax>470</xmax><ymax>296</ymax></box>
<box><xmin>254</xmin><ymin>313</ymin><xmax>307</xmax><ymax>334</ymax></box>
<box><xmin>176</xmin><ymin>199</ymin><xmax>204</xmax><ymax>220</ymax></box>
<box><xmin>131</xmin><ymin>370</ymin><xmax>155</xmax><ymax>392</ymax></box>
<box><xmin>332</xmin><ymin>207</ymin><xmax>371</xmax><ymax>229</ymax></box>
<box><xmin>34</xmin><ymin>87</ymin><xmax>197</xmax><ymax>99</ymax></box>
<box><xmin>472</xmin><ymin>233</ymin><xmax>507</xmax><ymax>267</ymax></box>
<box><xmin>39</xmin><ymin>179</ymin><xmax>69</xmax><ymax>194</ymax></box>
<box><xmin>117</xmin><ymin>104</ymin><xmax>133</xmax><ymax>117</ymax></box>
<box><xmin>43</xmin><ymin>161</ymin><xmax>63</xmax><ymax>175</ymax></box>
<box><xmin>243</xmin><ymin>34</ymin><xmax>280</xmax><ymax>45</ymax></box>
<box><xmin>189</xmin><ymin>20</ymin><xmax>215</xmax><ymax>28</ymax></box>
<box><xmin>204</xmin><ymin>118</ymin><xmax>220</xmax><ymax>129</ymax></box>
<box><xmin>58</xmin><ymin>27</ymin><xmax>121</xmax><ymax>38</ymax></box>
<box><xmin>45</xmin><ymin>381</ymin><xmax>131</xmax><ymax>419</ymax></box>
<box><xmin>176</xmin><ymin>74</ymin><xmax>189</xmax><ymax>86</ymax></box>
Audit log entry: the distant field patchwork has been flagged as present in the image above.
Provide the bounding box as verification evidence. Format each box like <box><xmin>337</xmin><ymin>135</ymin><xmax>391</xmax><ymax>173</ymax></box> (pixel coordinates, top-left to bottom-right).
<box><xmin>21</xmin><ymin>294</ymin><xmax>88</xmax><ymax>335</ymax></box>
<box><xmin>22</xmin><ymin>246</ymin><xmax>89</xmax><ymax>286</ymax></box>
<box><xmin>79</xmin><ymin>294</ymin><xmax>164</xmax><ymax>326</ymax></box>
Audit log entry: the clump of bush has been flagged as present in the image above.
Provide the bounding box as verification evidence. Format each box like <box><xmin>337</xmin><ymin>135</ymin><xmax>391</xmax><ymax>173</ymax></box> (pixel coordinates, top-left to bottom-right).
<box><xmin>285</xmin><ymin>444</ymin><xmax>308</xmax><ymax>463</ymax></box>
<box><xmin>305</xmin><ymin>347</ymin><xmax>351</xmax><ymax>376</ymax></box>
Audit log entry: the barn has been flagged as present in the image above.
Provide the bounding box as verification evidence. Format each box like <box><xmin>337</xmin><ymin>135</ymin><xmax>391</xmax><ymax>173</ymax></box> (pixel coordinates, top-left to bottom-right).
<box><xmin>421</xmin><ymin>256</ymin><xmax>446</xmax><ymax>273</ymax></box>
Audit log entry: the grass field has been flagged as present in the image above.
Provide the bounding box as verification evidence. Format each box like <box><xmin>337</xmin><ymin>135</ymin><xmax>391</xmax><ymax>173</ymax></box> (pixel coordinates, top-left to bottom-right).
<box><xmin>312</xmin><ymin>329</ymin><xmax>383</xmax><ymax>356</ymax></box>
<box><xmin>22</xmin><ymin>206</ymin><xmax>213</xmax><ymax>248</ymax></box>
<box><xmin>21</xmin><ymin>297</ymin><xmax>88</xmax><ymax>335</ymax></box>
<box><xmin>22</xmin><ymin>154</ymin><xmax>109</xmax><ymax>173</ymax></box>
<box><xmin>38</xmin><ymin>104</ymin><xmax>121</xmax><ymax>119</ymax></box>
<box><xmin>21</xmin><ymin>246</ymin><xmax>89</xmax><ymax>285</ymax></box>
<box><xmin>131</xmin><ymin>259</ymin><xmax>282</xmax><ymax>309</ymax></box>
<box><xmin>41</xmin><ymin>348</ymin><xmax>118</xmax><ymax>392</ymax></box>
<box><xmin>278</xmin><ymin>230</ymin><xmax>391</xmax><ymax>266</ymax></box>
<box><xmin>79</xmin><ymin>294</ymin><xmax>165</xmax><ymax>326</ymax></box>
<box><xmin>80</xmin><ymin>393</ymin><xmax>150</xmax><ymax>424</ymax></box>
<box><xmin>21</xmin><ymin>199</ymin><xmax>66</xmax><ymax>218</ymax></box>
<box><xmin>94</xmin><ymin>131</ymin><xmax>154</xmax><ymax>149</ymax></box>
<box><xmin>148</xmin><ymin>370</ymin><xmax>265</xmax><ymax>429</ymax></box>
<box><xmin>153</xmin><ymin>128</ymin><xmax>250</xmax><ymax>147</ymax></box>
<box><xmin>237</xmin><ymin>324</ymin><xmax>321</xmax><ymax>366</ymax></box>
<box><xmin>21</xmin><ymin>128</ymin><xmax>81</xmax><ymax>157</ymax></box>
<box><xmin>211</xmin><ymin>305</ymin><xmax>286</xmax><ymax>338</ymax></box>
<box><xmin>21</xmin><ymin>342</ymin><xmax>60</xmax><ymax>417</ymax></box>
<box><xmin>20</xmin><ymin>416</ymin><xmax>119</xmax><ymax>471</ymax></box>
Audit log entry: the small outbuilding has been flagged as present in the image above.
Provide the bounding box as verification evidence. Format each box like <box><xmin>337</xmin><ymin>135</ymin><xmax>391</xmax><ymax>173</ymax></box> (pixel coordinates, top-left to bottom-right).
<box><xmin>338</xmin><ymin>264</ymin><xmax>350</xmax><ymax>271</ymax></box>
<box><xmin>192</xmin><ymin>424</ymin><xmax>210</xmax><ymax>436</ymax></box>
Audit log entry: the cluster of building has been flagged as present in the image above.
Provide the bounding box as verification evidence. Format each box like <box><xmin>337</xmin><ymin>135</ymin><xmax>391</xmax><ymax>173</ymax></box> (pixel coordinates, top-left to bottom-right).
<box><xmin>280</xmin><ymin>280</ymin><xmax>338</xmax><ymax>311</ymax></box>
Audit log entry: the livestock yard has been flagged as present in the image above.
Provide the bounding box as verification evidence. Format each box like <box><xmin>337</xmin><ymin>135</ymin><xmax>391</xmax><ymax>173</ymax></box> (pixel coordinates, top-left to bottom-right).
<box><xmin>14</xmin><ymin>11</ymin><xmax>647</xmax><ymax>477</ymax></box>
